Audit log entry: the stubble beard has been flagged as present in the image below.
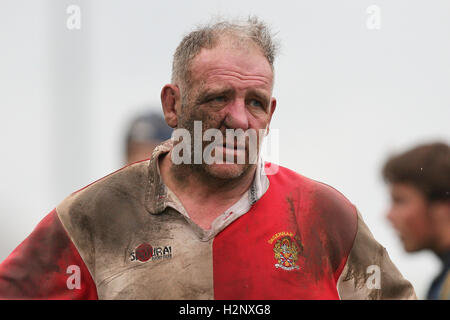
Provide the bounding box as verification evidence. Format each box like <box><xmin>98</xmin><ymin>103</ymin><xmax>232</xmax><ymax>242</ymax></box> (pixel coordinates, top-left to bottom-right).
<box><xmin>173</xmin><ymin>103</ymin><xmax>258</xmax><ymax>183</ymax></box>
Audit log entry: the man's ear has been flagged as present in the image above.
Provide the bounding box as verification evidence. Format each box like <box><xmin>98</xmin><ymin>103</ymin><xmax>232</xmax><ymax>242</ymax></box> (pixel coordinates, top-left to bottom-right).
<box><xmin>265</xmin><ymin>97</ymin><xmax>277</xmax><ymax>135</ymax></box>
<box><xmin>430</xmin><ymin>201</ymin><xmax>450</xmax><ymax>224</ymax></box>
<box><xmin>161</xmin><ymin>84</ymin><xmax>181</xmax><ymax>128</ymax></box>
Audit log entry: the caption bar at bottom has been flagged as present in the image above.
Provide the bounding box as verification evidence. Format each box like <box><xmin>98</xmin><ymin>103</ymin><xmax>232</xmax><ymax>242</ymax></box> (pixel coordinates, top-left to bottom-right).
<box><xmin>178</xmin><ymin>304</ymin><xmax>271</xmax><ymax>318</ymax></box>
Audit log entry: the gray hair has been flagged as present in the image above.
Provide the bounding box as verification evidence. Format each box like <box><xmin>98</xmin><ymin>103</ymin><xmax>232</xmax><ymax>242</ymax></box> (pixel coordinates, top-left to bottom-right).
<box><xmin>171</xmin><ymin>16</ymin><xmax>279</xmax><ymax>93</ymax></box>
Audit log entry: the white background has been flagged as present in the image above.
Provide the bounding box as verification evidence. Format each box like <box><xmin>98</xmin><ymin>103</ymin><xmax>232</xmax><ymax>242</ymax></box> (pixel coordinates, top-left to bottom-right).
<box><xmin>1</xmin><ymin>0</ymin><xmax>449</xmax><ymax>299</ymax></box>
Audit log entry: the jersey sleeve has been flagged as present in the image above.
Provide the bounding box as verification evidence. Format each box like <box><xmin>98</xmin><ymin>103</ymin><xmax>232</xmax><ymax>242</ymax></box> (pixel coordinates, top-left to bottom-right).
<box><xmin>336</xmin><ymin>210</ymin><xmax>417</xmax><ymax>300</ymax></box>
<box><xmin>0</xmin><ymin>209</ymin><xmax>98</xmax><ymax>300</ymax></box>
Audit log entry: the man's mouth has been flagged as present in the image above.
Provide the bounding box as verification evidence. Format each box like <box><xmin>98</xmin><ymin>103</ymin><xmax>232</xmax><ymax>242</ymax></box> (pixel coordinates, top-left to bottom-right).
<box><xmin>214</xmin><ymin>142</ymin><xmax>247</xmax><ymax>161</ymax></box>
<box><xmin>223</xmin><ymin>142</ymin><xmax>246</xmax><ymax>150</ymax></box>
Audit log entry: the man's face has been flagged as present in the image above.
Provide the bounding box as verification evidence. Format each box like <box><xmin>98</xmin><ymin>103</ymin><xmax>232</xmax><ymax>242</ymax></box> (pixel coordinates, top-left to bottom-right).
<box><xmin>176</xmin><ymin>38</ymin><xmax>276</xmax><ymax>180</ymax></box>
<box><xmin>386</xmin><ymin>183</ymin><xmax>435</xmax><ymax>252</ymax></box>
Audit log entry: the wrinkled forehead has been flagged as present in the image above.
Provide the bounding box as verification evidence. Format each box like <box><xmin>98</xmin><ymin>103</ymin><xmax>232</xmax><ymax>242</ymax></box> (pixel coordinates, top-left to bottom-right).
<box><xmin>189</xmin><ymin>38</ymin><xmax>274</xmax><ymax>89</ymax></box>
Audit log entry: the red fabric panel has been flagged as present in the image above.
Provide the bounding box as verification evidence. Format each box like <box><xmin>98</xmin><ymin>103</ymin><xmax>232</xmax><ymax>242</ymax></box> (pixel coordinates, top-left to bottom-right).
<box><xmin>213</xmin><ymin>164</ymin><xmax>356</xmax><ymax>300</ymax></box>
<box><xmin>0</xmin><ymin>209</ymin><xmax>98</xmax><ymax>300</ymax></box>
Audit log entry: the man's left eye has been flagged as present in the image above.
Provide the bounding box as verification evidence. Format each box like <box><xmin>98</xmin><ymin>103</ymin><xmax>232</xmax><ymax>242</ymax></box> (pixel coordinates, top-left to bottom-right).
<box><xmin>249</xmin><ymin>99</ymin><xmax>263</xmax><ymax>108</ymax></box>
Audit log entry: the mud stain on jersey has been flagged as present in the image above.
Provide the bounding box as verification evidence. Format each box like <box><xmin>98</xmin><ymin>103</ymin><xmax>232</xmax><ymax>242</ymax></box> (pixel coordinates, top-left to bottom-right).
<box><xmin>285</xmin><ymin>193</ymin><xmax>304</xmax><ymax>253</ymax></box>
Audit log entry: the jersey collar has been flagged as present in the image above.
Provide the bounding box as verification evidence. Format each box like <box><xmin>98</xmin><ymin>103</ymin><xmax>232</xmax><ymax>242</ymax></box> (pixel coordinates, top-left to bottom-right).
<box><xmin>144</xmin><ymin>139</ymin><xmax>270</xmax><ymax>240</ymax></box>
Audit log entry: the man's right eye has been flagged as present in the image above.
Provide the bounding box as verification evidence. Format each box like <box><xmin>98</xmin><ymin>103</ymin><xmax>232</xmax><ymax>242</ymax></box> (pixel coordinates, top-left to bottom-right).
<box><xmin>210</xmin><ymin>96</ymin><xmax>226</xmax><ymax>103</ymax></box>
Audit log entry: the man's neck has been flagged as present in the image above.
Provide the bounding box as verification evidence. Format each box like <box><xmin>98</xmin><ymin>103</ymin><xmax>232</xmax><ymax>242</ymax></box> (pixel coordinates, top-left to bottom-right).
<box><xmin>430</xmin><ymin>203</ymin><xmax>450</xmax><ymax>257</ymax></box>
<box><xmin>158</xmin><ymin>150</ymin><xmax>256</xmax><ymax>228</ymax></box>
<box><xmin>432</xmin><ymin>240</ymin><xmax>450</xmax><ymax>259</ymax></box>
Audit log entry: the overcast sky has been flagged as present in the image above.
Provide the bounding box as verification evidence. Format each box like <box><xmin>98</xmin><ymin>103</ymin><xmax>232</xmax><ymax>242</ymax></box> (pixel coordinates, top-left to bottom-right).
<box><xmin>0</xmin><ymin>0</ymin><xmax>449</xmax><ymax>298</ymax></box>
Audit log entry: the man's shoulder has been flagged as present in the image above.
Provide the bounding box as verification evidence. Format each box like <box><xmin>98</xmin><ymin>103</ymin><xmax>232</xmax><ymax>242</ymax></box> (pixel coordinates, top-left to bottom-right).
<box><xmin>55</xmin><ymin>159</ymin><xmax>151</xmax><ymax>229</ymax></box>
<box><xmin>265</xmin><ymin>162</ymin><xmax>356</xmax><ymax>213</ymax></box>
<box><xmin>72</xmin><ymin>159</ymin><xmax>151</xmax><ymax>197</ymax></box>
<box><xmin>265</xmin><ymin>162</ymin><xmax>358</xmax><ymax>241</ymax></box>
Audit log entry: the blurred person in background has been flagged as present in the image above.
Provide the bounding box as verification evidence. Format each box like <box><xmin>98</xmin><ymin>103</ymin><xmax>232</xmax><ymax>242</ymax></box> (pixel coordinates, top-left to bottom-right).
<box><xmin>382</xmin><ymin>142</ymin><xmax>450</xmax><ymax>300</ymax></box>
<box><xmin>125</xmin><ymin>111</ymin><xmax>173</xmax><ymax>164</ymax></box>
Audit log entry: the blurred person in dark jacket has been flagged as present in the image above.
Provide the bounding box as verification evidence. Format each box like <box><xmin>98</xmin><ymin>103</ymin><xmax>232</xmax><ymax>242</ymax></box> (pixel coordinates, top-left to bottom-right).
<box><xmin>383</xmin><ymin>142</ymin><xmax>450</xmax><ymax>299</ymax></box>
<box><xmin>125</xmin><ymin>111</ymin><xmax>172</xmax><ymax>164</ymax></box>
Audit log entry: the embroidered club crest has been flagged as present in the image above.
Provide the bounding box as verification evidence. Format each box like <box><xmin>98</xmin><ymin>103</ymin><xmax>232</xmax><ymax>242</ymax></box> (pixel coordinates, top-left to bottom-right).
<box><xmin>273</xmin><ymin>236</ymin><xmax>300</xmax><ymax>271</ymax></box>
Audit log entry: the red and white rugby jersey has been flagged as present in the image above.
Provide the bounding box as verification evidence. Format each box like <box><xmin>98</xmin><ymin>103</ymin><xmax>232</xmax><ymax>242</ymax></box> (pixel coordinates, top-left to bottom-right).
<box><xmin>0</xmin><ymin>141</ymin><xmax>416</xmax><ymax>300</ymax></box>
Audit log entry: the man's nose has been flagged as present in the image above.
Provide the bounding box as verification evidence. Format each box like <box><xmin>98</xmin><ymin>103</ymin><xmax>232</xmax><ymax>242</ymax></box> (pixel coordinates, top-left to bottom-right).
<box><xmin>223</xmin><ymin>98</ymin><xmax>249</xmax><ymax>130</ymax></box>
